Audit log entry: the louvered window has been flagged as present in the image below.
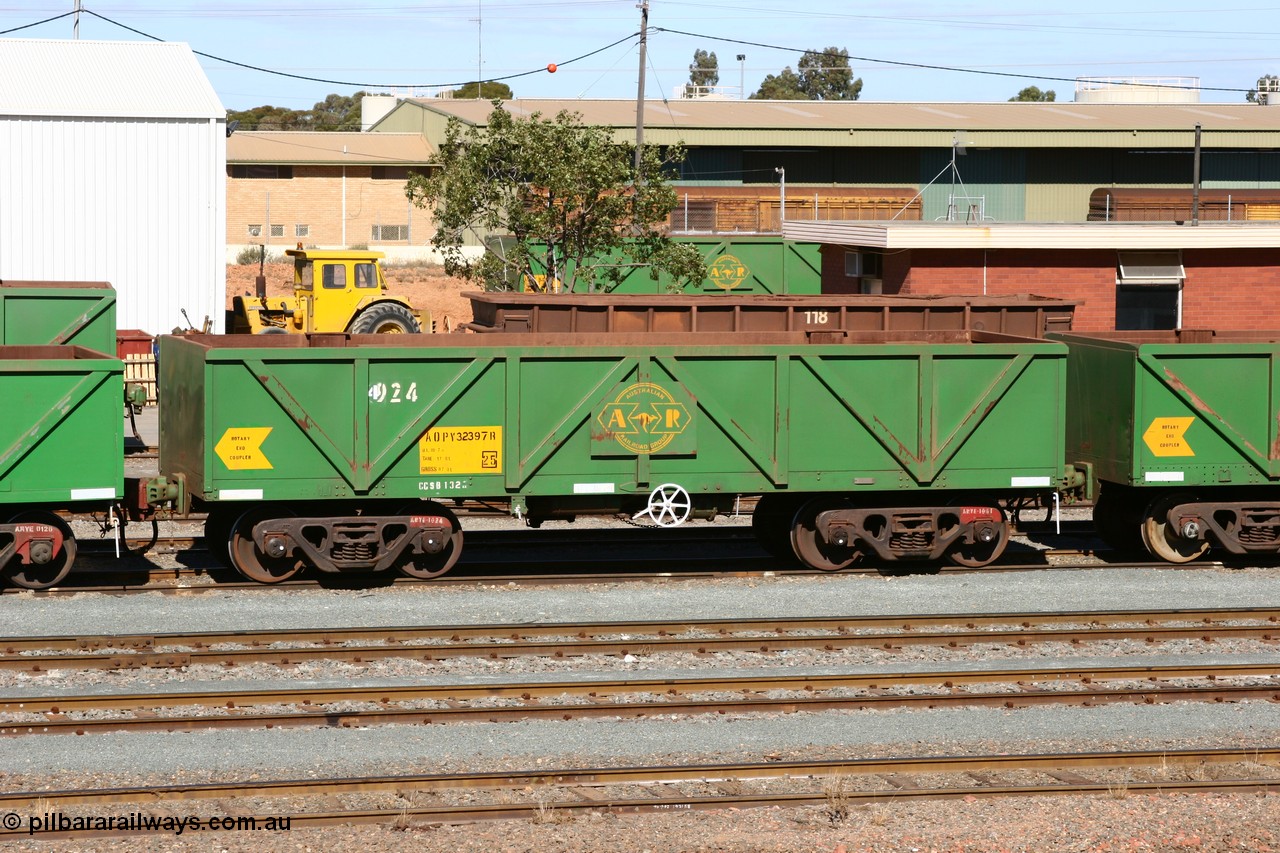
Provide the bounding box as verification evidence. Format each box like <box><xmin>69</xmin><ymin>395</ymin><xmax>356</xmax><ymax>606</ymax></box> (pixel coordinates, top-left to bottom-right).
<box><xmin>1118</xmin><ymin>251</ymin><xmax>1185</xmax><ymax>284</ymax></box>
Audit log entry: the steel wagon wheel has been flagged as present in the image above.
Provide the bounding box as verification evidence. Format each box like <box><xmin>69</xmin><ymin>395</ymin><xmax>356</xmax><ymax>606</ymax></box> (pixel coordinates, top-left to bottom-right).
<box><xmin>790</xmin><ymin>498</ymin><xmax>862</xmax><ymax>572</ymax></box>
<box><xmin>2</xmin><ymin>510</ymin><xmax>76</xmax><ymax>590</ymax></box>
<box><xmin>396</xmin><ymin>502</ymin><xmax>464</xmax><ymax>579</ymax></box>
<box><xmin>228</xmin><ymin>507</ymin><xmax>303</xmax><ymax>583</ymax></box>
<box><xmin>1140</xmin><ymin>492</ymin><xmax>1210</xmax><ymax>564</ymax></box>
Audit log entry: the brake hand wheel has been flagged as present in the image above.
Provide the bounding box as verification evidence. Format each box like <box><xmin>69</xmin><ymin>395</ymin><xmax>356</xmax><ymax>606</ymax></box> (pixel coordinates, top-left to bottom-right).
<box><xmin>632</xmin><ymin>483</ymin><xmax>692</xmax><ymax>528</ymax></box>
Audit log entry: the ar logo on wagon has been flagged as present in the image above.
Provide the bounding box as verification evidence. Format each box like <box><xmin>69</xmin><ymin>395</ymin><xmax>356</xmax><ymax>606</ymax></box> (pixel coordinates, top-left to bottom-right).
<box><xmin>595</xmin><ymin>382</ymin><xmax>693</xmax><ymax>455</ymax></box>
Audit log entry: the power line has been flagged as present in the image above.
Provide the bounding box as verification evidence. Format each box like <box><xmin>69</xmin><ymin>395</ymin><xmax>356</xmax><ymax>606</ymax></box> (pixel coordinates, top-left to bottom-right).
<box><xmin>81</xmin><ymin>9</ymin><xmax>639</xmax><ymax>88</ymax></box>
<box><xmin>653</xmin><ymin>27</ymin><xmax>1256</xmax><ymax>94</ymax></box>
<box><xmin>0</xmin><ymin>9</ymin><xmax>75</xmax><ymax>36</ymax></box>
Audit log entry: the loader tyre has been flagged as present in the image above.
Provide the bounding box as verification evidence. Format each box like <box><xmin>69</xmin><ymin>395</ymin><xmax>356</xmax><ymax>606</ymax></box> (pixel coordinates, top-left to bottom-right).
<box><xmin>350</xmin><ymin>303</ymin><xmax>420</xmax><ymax>334</ymax></box>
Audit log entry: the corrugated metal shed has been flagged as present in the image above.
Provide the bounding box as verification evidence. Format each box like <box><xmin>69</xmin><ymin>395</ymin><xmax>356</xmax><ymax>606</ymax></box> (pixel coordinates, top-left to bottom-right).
<box><xmin>0</xmin><ymin>39</ymin><xmax>226</xmax><ymax>335</ymax></box>
<box><xmin>380</xmin><ymin>98</ymin><xmax>1280</xmax><ymax>148</ymax></box>
<box><xmin>0</xmin><ymin>39</ymin><xmax>222</xmax><ymax>118</ymax></box>
<box><xmin>229</xmin><ymin>132</ymin><xmax>433</xmax><ymax>165</ymax></box>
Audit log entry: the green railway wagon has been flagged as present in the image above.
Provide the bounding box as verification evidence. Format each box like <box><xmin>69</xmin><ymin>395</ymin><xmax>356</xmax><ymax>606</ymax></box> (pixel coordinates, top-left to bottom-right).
<box><xmin>506</xmin><ymin>237</ymin><xmax>822</xmax><ymax>295</ymax></box>
<box><xmin>0</xmin><ymin>345</ymin><xmax>124</xmax><ymax>588</ymax></box>
<box><xmin>1053</xmin><ymin>329</ymin><xmax>1280</xmax><ymax>563</ymax></box>
<box><xmin>157</xmin><ymin>331</ymin><xmax>1070</xmax><ymax>582</ymax></box>
<box><xmin>0</xmin><ymin>281</ymin><xmax>118</xmax><ymax>354</ymax></box>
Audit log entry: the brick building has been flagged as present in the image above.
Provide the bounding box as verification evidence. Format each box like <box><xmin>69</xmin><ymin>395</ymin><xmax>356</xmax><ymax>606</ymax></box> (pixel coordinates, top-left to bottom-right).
<box><xmin>226</xmin><ymin>132</ymin><xmax>432</xmax><ymax>256</ymax></box>
<box><xmin>782</xmin><ymin>220</ymin><xmax>1280</xmax><ymax>331</ymax></box>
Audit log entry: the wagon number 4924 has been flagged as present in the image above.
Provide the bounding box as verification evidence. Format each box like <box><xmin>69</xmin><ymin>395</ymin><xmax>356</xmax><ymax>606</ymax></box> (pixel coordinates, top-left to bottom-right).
<box><xmin>368</xmin><ymin>382</ymin><xmax>418</xmax><ymax>403</ymax></box>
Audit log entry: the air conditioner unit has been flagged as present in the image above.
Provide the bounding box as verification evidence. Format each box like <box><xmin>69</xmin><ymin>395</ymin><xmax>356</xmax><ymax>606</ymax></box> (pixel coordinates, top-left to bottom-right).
<box><xmin>861</xmin><ymin>277</ymin><xmax>883</xmax><ymax>295</ymax></box>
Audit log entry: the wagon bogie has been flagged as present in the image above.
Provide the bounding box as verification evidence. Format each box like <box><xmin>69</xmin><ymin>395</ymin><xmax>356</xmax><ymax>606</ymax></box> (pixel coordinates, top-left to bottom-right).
<box><xmin>774</xmin><ymin>496</ymin><xmax>1010</xmax><ymax>570</ymax></box>
<box><xmin>215</xmin><ymin>501</ymin><xmax>462</xmax><ymax>582</ymax></box>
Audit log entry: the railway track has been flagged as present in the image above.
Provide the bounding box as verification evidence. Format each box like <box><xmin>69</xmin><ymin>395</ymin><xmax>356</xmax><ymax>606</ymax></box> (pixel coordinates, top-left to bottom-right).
<box><xmin>2</xmin><ymin>747</ymin><xmax>1278</xmax><ymax>838</ymax></box>
<box><xmin>2</xmin><ymin>607</ymin><xmax>1278</xmax><ymax>672</ymax></box>
<box><xmin>6</xmin><ymin>608</ymin><xmax>1277</xmax><ymax>740</ymax></box>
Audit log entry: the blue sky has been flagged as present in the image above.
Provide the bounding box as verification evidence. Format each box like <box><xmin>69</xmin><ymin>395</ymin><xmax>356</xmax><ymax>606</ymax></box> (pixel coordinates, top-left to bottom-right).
<box><xmin>2</xmin><ymin>2</ymin><xmax>1274</xmax><ymax>110</ymax></box>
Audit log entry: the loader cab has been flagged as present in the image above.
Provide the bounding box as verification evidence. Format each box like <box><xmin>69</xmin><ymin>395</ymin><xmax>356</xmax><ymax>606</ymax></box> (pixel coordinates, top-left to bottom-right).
<box><xmin>291</xmin><ymin>249</ymin><xmax>388</xmax><ymax>333</ymax></box>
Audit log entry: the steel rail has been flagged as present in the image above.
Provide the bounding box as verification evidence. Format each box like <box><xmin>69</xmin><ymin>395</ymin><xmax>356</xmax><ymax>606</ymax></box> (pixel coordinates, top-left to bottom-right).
<box><xmin>2</xmin><ymin>607</ymin><xmax>1278</xmax><ymax>671</ymax></box>
<box><xmin>4</xmin><ymin>661</ymin><xmax>1279</xmax><ymax>716</ymax></box>
<box><xmin>2</xmin><ymin>777</ymin><xmax>1277</xmax><ymax>839</ymax></box>
<box><xmin>2</xmin><ymin>746</ymin><xmax>1276</xmax><ymax>809</ymax></box>
<box><xmin>4</xmin><ymin>681</ymin><xmax>1280</xmax><ymax>738</ymax></box>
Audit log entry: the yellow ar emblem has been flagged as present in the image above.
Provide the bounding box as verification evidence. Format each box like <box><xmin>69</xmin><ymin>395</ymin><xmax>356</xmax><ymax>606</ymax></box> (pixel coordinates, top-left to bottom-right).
<box><xmin>597</xmin><ymin>383</ymin><xmax>690</xmax><ymax>454</ymax></box>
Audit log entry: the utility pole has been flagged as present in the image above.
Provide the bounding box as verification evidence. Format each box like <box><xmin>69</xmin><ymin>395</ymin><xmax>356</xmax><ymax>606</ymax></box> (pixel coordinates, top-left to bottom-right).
<box><xmin>737</xmin><ymin>54</ymin><xmax>746</xmax><ymax>98</ymax></box>
<box><xmin>633</xmin><ymin>0</ymin><xmax>649</xmax><ymax>176</ymax></box>
<box><xmin>776</xmin><ymin>167</ymin><xmax>786</xmax><ymax>226</ymax></box>
<box><xmin>73</xmin><ymin>0</ymin><xmax>81</xmax><ymax>38</ymax></box>
<box><xmin>1192</xmin><ymin>123</ymin><xmax>1202</xmax><ymax>226</ymax></box>
<box><xmin>477</xmin><ymin>1</ymin><xmax>482</xmax><ymax>96</ymax></box>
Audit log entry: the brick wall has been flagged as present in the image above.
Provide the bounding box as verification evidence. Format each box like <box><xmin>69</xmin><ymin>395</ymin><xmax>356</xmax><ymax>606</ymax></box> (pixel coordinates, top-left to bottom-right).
<box><xmin>1181</xmin><ymin>249</ymin><xmax>1280</xmax><ymax>331</ymax></box>
<box><xmin>819</xmin><ymin>245</ymin><xmax>1280</xmax><ymax>332</ymax></box>
<box><xmin>227</xmin><ymin>166</ymin><xmax>433</xmax><ymax>249</ymax></box>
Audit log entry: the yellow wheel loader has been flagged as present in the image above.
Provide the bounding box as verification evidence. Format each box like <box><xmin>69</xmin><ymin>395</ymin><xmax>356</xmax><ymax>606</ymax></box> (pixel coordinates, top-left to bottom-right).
<box><xmin>228</xmin><ymin>248</ymin><xmax>429</xmax><ymax>335</ymax></box>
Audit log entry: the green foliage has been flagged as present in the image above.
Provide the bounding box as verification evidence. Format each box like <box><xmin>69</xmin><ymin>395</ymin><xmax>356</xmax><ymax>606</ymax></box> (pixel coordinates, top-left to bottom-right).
<box><xmin>227</xmin><ymin>92</ymin><xmax>365</xmax><ymax>131</ymax></box>
<box><xmin>798</xmin><ymin>47</ymin><xmax>861</xmax><ymax>101</ymax></box>
<box><xmin>753</xmin><ymin>47</ymin><xmax>861</xmax><ymax>101</ymax></box>
<box><xmin>1009</xmin><ymin>86</ymin><xmax>1056</xmax><ymax>102</ymax></box>
<box><xmin>234</xmin><ymin>246</ymin><xmax>284</xmax><ymax>264</ymax></box>
<box><xmin>686</xmin><ymin>49</ymin><xmax>719</xmax><ymax>95</ymax></box>
<box><xmin>1247</xmin><ymin>75</ymin><xmax>1278</xmax><ymax>103</ymax></box>
<box><xmin>753</xmin><ymin>67</ymin><xmax>804</xmax><ymax>99</ymax></box>
<box><xmin>405</xmin><ymin>102</ymin><xmax>706</xmax><ymax>294</ymax></box>
<box><xmin>451</xmin><ymin>81</ymin><xmax>515</xmax><ymax>100</ymax></box>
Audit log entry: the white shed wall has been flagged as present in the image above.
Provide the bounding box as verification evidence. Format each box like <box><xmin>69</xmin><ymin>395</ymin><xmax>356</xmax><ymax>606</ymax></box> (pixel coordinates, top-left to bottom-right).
<box><xmin>0</xmin><ymin>116</ymin><xmax>226</xmax><ymax>335</ymax></box>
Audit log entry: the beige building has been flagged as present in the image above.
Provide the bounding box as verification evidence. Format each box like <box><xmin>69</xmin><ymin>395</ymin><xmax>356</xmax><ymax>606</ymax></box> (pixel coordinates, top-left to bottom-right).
<box><xmin>226</xmin><ymin>131</ymin><xmax>432</xmax><ymax>257</ymax></box>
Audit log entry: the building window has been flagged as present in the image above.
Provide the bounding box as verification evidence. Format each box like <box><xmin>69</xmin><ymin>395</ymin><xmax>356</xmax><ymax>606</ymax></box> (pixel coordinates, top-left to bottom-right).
<box><xmin>269</xmin><ymin>225</ymin><xmax>285</xmax><ymax>238</ymax></box>
<box><xmin>844</xmin><ymin>250</ymin><xmax>883</xmax><ymax>293</ymax></box>
<box><xmin>295</xmin><ymin>224</ymin><xmax>309</xmax><ymax>238</ymax></box>
<box><xmin>371</xmin><ymin>166</ymin><xmax>412</xmax><ymax>180</ymax></box>
<box><xmin>247</xmin><ymin>225</ymin><xmax>262</xmax><ymax>237</ymax></box>
<box><xmin>229</xmin><ymin>165</ymin><xmax>294</xmax><ymax>179</ymax></box>
<box><xmin>372</xmin><ymin>224</ymin><xmax>408</xmax><ymax>241</ymax></box>
<box><xmin>843</xmin><ymin>250</ymin><xmax>882</xmax><ymax>278</ymax></box>
<box><xmin>671</xmin><ymin>200</ymin><xmax>716</xmax><ymax>232</ymax></box>
<box><xmin>1116</xmin><ymin>251</ymin><xmax>1183</xmax><ymax>330</ymax></box>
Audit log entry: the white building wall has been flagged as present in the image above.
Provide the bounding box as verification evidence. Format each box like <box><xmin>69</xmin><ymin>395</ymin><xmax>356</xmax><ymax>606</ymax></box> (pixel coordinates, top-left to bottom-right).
<box><xmin>0</xmin><ymin>115</ymin><xmax>227</xmax><ymax>335</ymax></box>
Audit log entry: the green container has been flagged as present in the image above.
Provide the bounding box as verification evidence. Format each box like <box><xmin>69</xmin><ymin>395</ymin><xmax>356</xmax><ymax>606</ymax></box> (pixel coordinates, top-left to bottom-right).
<box><xmin>0</xmin><ymin>346</ymin><xmax>124</xmax><ymax>505</ymax></box>
<box><xmin>160</xmin><ymin>331</ymin><xmax>1067</xmax><ymax>508</ymax></box>
<box><xmin>511</xmin><ymin>237</ymin><xmax>822</xmax><ymax>294</ymax></box>
<box><xmin>1054</xmin><ymin>330</ymin><xmax>1280</xmax><ymax>489</ymax></box>
<box><xmin>0</xmin><ymin>281</ymin><xmax>118</xmax><ymax>354</ymax></box>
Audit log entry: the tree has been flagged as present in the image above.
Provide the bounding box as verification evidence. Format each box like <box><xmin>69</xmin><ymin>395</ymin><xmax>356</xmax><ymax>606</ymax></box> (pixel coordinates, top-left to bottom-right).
<box><xmin>1009</xmin><ymin>86</ymin><xmax>1055</xmax><ymax>102</ymax></box>
<box><xmin>1247</xmin><ymin>75</ymin><xmax>1278</xmax><ymax>103</ymax></box>
<box><xmin>752</xmin><ymin>47</ymin><xmax>862</xmax><ymax>100</ymax></box>
<box><xmin>797</xmin><ymin>47</ymin><xmax>861</xmax><ymax>101</ymax></box>
<box><xmin>228</xmin><ymin>92</ymin><xmax>366</xmax><ymax>131</ymax></box>
<box><xmin>405</xmin><ymin>103</ymin><xmax>706</xmax><ymax>294</ymax></box>
<box><xmin>752</xmin><ymin>67</ymin><xmax>803</xmax><ymax>100</ymax></box>
<box><xmin>685</xmin><ymin>49</ymin><xmax>719</xmax><ymax>96</ymax></box>
<box><xmin>451</xmin><ymin>81</ymin><xmax>514</xmax><ymax>100</ymax></box>
<box><xmin>304</xmin><ymin>92</ymin><xmax>365</xmax><ymax>129</ymax></box>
